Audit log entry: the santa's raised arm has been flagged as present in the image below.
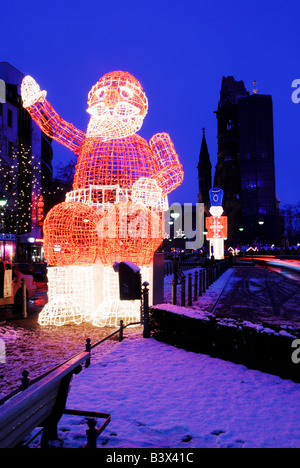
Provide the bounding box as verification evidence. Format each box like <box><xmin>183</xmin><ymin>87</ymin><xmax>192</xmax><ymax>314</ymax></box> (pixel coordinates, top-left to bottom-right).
<box><xmin>21</xmin><ymin>76</ymin><xmax>86</xmax><ymax>153</ymax></box>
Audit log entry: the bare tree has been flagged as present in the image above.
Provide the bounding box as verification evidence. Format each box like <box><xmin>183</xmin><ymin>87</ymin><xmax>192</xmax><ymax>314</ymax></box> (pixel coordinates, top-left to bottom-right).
<box><xmin>280</xmin><ymin>202</ymin><xmax>300</xmax><ymax>244</ymax></box>
<box><xmin>54</xmin><ymin>155</ymin><xmax>77</xmax><ymax>190</ymax></box>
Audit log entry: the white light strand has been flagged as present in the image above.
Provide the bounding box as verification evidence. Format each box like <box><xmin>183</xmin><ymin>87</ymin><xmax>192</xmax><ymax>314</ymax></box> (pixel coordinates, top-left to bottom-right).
<box><xmin>92</xmin><ymin>264</ymin><xmax>150</xmax><ymax>327</ymax></box>
<box><xmin>38</xmin><ymin>265</ymin><xmax>95</xmax><ymax>326</ymax></box>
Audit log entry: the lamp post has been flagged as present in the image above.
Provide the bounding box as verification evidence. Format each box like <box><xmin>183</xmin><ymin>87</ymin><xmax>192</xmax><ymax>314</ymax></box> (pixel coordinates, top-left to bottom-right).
<box><xmin>203</xmin><ymin>230</ymin><xmax>208</xmax><ymax>257</ymax></box>
<box><xmin>0</xmin><ymin>199</ymin><xmax>7</xmax><ymax>261</ymax></box>
<box><xmin>239</xmin><ymin>227</ymin><xmax>244</xmax><ymax>255</ymax></box>
<box><xmin>170</xmin><ymin>211</ymin><xmax>180</xmax><ymax>221</ymax></box>
<box><xmin>258</xmin><ymin>219</ymin><xmax>264</xmax><ymax>250</ymax></box>
<box><xmin>170</xmin><ymin>211</ymin><xmax>180</xmax><ymax>258</ymax></box>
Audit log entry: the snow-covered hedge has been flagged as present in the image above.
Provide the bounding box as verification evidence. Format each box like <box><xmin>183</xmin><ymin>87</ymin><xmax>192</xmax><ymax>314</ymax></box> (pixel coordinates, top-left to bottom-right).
<box><xmin>150</xmin><ymin>306</ymin><xmax>300</xmax><ymax>383</ymax></box>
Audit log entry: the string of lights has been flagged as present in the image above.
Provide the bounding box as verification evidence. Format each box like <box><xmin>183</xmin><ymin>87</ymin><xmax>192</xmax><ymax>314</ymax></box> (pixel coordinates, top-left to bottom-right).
<box><xmin>0</xmin><ymin>139</ymin><xmax>43</xmax><ymax>236</ymax></box>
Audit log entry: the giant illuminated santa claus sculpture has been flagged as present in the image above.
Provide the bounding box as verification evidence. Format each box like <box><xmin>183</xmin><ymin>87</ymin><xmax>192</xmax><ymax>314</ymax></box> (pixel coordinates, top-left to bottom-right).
<box><xmin>21</xmin><ymin>71</ymin><xmax>183</xmax><ymax>326</ymax></box>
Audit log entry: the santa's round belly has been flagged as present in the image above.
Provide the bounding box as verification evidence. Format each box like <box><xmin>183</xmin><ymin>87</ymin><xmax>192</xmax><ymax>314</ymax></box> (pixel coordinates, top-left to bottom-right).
<box><xmin>73</xmin><ymin>134</ymin><xmax>157</xmax><ymax>191</ymax></box>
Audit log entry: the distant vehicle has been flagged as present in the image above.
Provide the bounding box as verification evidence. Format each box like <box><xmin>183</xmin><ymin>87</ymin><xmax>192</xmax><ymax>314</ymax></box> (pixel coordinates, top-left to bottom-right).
<box><xmin>0</xmin><ymin>261</ymin><xmax>37</xmax><ymax>309</ymax></box>
<box><xmin>32</xmin><ymin>262</ymin><xmax>47</xmax><ymax>280</ymax></box>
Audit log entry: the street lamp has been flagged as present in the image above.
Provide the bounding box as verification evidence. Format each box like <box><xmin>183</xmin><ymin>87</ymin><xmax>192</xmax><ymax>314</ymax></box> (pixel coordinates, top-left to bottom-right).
<box><xmin>238</xmin><ymin>227</ymin><xmax>244</xmax><ymax>255</ymax></box>
<box><xmin>169</xmin><ymin>211</ymin><xmax>181</xmax><ymax>256</ymax></box>
<box><xmin>170</xmin><ymin>211</ymin><xmax>180</xmax><ymax>220</ymax></box>
<box><xmin>257</xmin><ymin>219</ymin><xmax>265</xmax><ymax>250</ymax></box>
<box><xmin>203</xmin><ymin>230</ymin><xmax>208</xmax><ymax>257</ymax></box>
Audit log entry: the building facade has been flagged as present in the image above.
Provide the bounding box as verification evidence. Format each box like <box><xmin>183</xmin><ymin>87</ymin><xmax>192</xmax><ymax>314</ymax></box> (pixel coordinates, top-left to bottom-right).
<box><xmin>198</xmin><ymin>76</ymin><xmax>280</xmax><ymax>248</ymax></box>
<box><xmin>238</xmin><ymin>93</ymin><xmax>279</xmax><ymax>245</ymax></box>
<box><xmin>0</xmin><ymin>62</ymin><xmax>53</xmax><ymax>263</ymax></box>
<box><xmin>213</xmin><ymin>76</ymin><xmax>249</xmax><ymax>244</ymax></box>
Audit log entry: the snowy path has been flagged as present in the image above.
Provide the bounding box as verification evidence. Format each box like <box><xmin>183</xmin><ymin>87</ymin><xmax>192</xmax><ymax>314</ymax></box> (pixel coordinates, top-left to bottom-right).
<box><xmin>28</xmin><ymin>329</ymin><xmax>300</xmax><ymax>449</ymax></box>
<box><xmin>3</xmin><ymin>264</ymin><xmax>300</xmax><ymax>448</ymax></box>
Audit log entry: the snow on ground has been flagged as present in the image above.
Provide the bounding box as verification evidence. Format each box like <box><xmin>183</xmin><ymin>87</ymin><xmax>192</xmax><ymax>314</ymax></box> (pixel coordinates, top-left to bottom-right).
<box><xmin>162</xmin><ymin>267</ymin><xmax>232</xmax><ymax>317</ymax></box>
<box><xmin>25</xmin><ymin>265</ymin><xmax>300</xmax><ymax>449</ymax></box>
<box><xmin>5</xmin><ymin>262</ymin><xmax>300</xmax><ymax>448</ymax></box>
<box><xmin>27</xmin><ymin>329</ymin><xmax>300</xmax><ymax>449</ymax></box>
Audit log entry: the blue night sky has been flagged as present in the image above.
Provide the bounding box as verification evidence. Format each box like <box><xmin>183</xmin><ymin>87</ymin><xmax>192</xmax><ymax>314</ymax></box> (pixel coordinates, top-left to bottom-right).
<box><xmin>1</xmin><ymin>0</ymin><xmax>299</xmax><ymax>207</ymax></box>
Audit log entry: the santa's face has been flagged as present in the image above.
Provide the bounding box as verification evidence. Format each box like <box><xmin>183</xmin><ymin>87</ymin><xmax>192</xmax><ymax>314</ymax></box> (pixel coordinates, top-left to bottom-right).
<box><xmin>86</xmin><ymin>71</ymin><xmax>148</xmax><ymax>140</ymax></box>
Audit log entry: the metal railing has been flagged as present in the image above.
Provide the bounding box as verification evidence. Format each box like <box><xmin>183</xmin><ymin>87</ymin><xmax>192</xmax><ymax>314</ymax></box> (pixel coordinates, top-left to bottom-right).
<box><xmin>171</xmin><ymin>259</ymin><xmax>231</xmax><ymax>307</ymax></box>
<box><xmin>0</xmin><ymin>281</ymin><xmax>152</xmax><ymax>406</ymax></box>
<box><xmin>0</xmin><ymin>319</ymin><xmax>141</xmax><ymax>407</ymax></box>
